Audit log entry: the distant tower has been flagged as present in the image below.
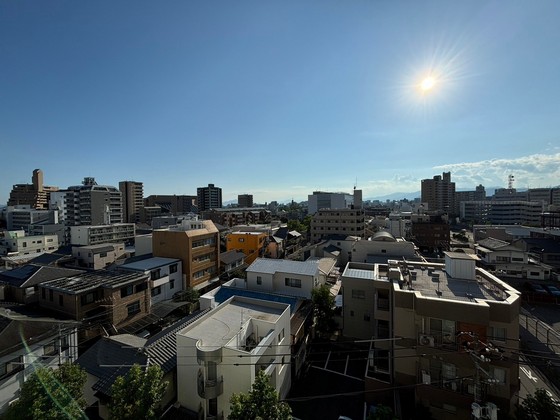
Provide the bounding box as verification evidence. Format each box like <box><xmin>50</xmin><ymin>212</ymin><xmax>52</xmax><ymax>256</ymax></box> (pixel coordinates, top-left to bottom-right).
<box><xmin>32</xmin><ymin>169</ymin><xmax>44</xmax><ymax>192</ymax></box>
<box><xmin>508</xmin><ymin>174</ymin><xmax>515</xmax><ymax>190</ymax></box>
<box><xmin>238</xmin><ymin>194</ymin><xmax>253</xmax><ymax>208</ymax></box>
<box><xmin>197</xmin><ymin>184</ymin><xmax>223</xmax><ymax>212</ymax></box>
<box><xmin>119</xmin><ymin>181</ymin><xmax>144</xmax><ymax>223</ymax></box>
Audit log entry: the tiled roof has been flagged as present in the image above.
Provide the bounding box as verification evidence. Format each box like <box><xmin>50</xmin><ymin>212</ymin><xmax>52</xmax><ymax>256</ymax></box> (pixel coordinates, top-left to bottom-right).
<box><xmin>41</xmin><ymin>270</ymin><xmax>148</xmax><ymax>294</ymax></box>
<box><xmin>220</xmin><ymin>250</ymin><xmax>245</xmax><ymax>265</ymax></box>
<box><xmin>0</xmin><ymin>265</ymin><xmax>84</xmax><ymax>288</ymax></box>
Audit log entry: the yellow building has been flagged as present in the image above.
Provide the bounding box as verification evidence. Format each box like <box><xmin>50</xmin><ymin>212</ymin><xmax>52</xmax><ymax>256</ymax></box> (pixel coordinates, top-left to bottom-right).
<box><xmin>226</xmin><ymin>231</ymin><xmax>268</xmax><ymax>264</ymax></box>
<box><xmin>153</xmin><ymin>220</ymin><xmax>220</xmax><ymax>290</ymax></box>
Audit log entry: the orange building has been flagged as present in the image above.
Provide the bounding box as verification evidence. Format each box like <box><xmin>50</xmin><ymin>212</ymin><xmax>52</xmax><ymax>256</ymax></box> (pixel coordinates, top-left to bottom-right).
<box><xmin>152</xmin><ymin>220</ymin><xmax>220</xmax><ymax>290</ymax></box>
<box><xmin>226</xmin><ymin>231</ymin><xmax>268</xmax><ymax>264</ymax></box>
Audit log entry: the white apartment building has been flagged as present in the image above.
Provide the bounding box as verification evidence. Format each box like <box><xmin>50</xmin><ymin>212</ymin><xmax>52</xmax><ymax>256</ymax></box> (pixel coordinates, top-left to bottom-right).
<box><xmin>120</xmin><ymin>257</ymin><xmax>183</xmax><ymax>304</ymax></box>
<box><xmin>70</xmin><ymin>223</ymin><xmax>135</xmax><ymax>246</ymax></box>
<box><xmin>0</xmin><ymin>309</ymin><xmax>79</xmax><ymax>414</ymax></box>
<box><xmin>461</xmin><ymin>200</ymin><xmax>544</xmax><ymax>226</ymax></box>
<box><xmin>4</xmin><ymin>205</ymin><xmax>58</xmax><ymax>231</ymax></box>
<box><xmin>310</xmin><ymin>208</ymin><xmax>366</xmax><ymax>242</ymax></box>
<box><xmin>0</xmin><ymin>230</ymin><xmax>58</xmax><ymax>256</ymax></box>
<box><xmin>245</xmin><ymin>257</ymin><xmax>336</xmax><ymax>299</ymax></box>
<box><xmin>176</xmin><ymin>296</ymin><xmax>291</xmax><ymax>419</ymax></box>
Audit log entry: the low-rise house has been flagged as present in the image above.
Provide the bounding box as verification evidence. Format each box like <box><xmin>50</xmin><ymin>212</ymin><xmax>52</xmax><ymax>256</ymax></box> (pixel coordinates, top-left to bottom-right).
<box><xmin>72</xmin><ymin>243</ymin><xmax>126</xmax><ymax>270</ymax></box>
<box><xmin>226</xmin><ymin>231</ymin><xmax>268</xmax><ymax>264</ymax></box>
<box><xmin>219</xmin><ymin>250</ymin><xmax>246</xmax><ymax>277</ymax></box>
<box><xmin>245</xmin><ymin>257</ymin><xmax>337</xmax><ymax>299</ymax></box>
<box><xmin>0</xmin><ymin>265</ymin><xmax>84</xmax><ymax>304</ymax></box>
<box><xmin>176</xmin><ymin>296</ymin><xmax>291</xmax><ymax>419</ymax></box>
<box><xmin>119</xmin><ymin>257</ymin><xmax>183</xmax><ymax>304</ymax></box>
<box><xmin>0</xmin><ymin>308</ymin><xmax>79</xmax><ymax>415</ymax></box>
<box><xmin>38</xmin><ymin>270</ymin><xmax>150</xmax><ymax>342</ymax></box>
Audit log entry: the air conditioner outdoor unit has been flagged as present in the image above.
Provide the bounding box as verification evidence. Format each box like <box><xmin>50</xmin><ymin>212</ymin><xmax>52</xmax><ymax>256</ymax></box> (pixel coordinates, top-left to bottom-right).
<box><xmin>419</xmin><ymin>334</ymin><xmax>435</xmax><ymax>347</ymax></box>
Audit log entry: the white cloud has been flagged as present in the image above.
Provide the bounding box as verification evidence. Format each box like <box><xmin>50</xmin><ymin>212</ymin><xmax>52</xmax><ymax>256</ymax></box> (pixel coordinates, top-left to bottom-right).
<box><xmin>435</xmin><ymin>153</ymin><xmax>560</xmax><ymax>188</ymax></box>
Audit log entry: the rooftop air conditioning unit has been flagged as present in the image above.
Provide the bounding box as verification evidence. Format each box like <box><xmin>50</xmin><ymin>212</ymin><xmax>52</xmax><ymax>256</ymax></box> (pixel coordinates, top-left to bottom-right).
<box><xmin>419</xmin><ymin>334</ymin><xmax>435</xmax><ymax>347</ymax></box>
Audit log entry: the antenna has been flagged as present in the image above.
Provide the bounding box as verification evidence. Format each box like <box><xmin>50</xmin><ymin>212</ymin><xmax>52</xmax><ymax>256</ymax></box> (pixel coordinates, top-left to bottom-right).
<box><xmin>354</xmin><ymin>177</ymin><xmax>357</xmax><ymax>190</ymax></box>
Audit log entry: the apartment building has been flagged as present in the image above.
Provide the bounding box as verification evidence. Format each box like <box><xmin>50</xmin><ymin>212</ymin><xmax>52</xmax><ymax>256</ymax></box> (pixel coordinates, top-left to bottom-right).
<box><xmin>4</xmin><ymin>205</ymin><xmax>58</xmax><ymax>231</ymax></box>
<box><xmin>226</xmin><ymin>231</ymin><xmax>268</xmax><ymax>264</ymax></box>
<box><xmin>461</xmin><ymin>201</ymin><xmax>544</xmax><ymax>226</ymax></box>
<box><xmin>238</xmin><ymin>194</ymin><xmax>253</xmax><ymax>208</ymax></box>
<box><xmin>342</xmin><ymin>254</ymin><xmax>521</xmax><ymax>419</ymax></box>
<box><xmin>0</xmin><ymin>309</ymin><xmax>78</xmax><ymax>415</ymax></box>
<box><xmin>120</xmin><ymin>257</ymin><xmax>183</xmax><ymax>304</ymax></box>
<box><xmin>454</xmin><ymin>185</ymin><xmax>486</xmax><ymax>216</ymax></box>
<box><xmin>70</xmin><ymin>223</ymin><xmax>135</xmax><ymax>246</ymax></box>
<box><xmin>7</xmin><ymin>169</ymin><xmax>59</xmax><ymax>210</ymax></box>
<box><xmin>176</xmin><ymin>295</ymin><xmax>291</xmax><ymax>419</ymax></box>
<box><xmin>421</xmin><ymin>172</ymin><xmax>456</xmax><ymax>215</ymax></box>
<box><xmin>202</xmin><ymin>207</ymin><xmax>271</xmax><ymax>228</ymax></box>
<box><xmin>308</xmin><ymin>191</ymin><xmax>355</xmax><ymax>215</ymax></box>
<box><xmin>310</xmin><ymin>208</ymin><xmax>365</xmax><ymax>242</ymax></box>
<box><xmin>72</xmin><ymin>243</ymin><xmax>126</xmax><ymax>270</ymax></box>
<box><xmin>351</xmin><ymin>231</ymin><xmax>417</xmax><ymax>264</ymax></box>
<box><xmin>144</xmin><ymin>194</ymin><xmax>197</xmax><ymax>215</ymax></box>
<box><xmin>0</xmin><ymin>230</ymin><xmax>59</xmax><ymax>256</ymax></box>
<box><xmin>39</xmin><ymin>270</ymin><xmax>150</xmax><ymax>342</ymax></box>
<box><xmin>197</xmin><ymin>184</ymin><xmax>222</xmax><ymax>212</ymax></box>
<box><xmin>410</xmin><ymin>213</ymin><xmax>450</xmax><ymax>252</ymax></box>
<box><xmin>245</xmin><ymin>257</ymin><xmax>337</xmax><ymax>299</ymax></box>
<box><xmin>119</xmin><ymin>181</ymin><xmax>144</xmax><ymax>223</ymax></box>
<box><xmin>152</xmin><ymin>219</ymin><xmax>220</xmax><ymax>290</ymax></box>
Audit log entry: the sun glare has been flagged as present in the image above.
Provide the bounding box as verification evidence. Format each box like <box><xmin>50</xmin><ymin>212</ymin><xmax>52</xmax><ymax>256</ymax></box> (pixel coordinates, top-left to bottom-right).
<box><xmin>420</xmin><ymin>76</ymin><xmax>436</xmax><ymax>91</ymax></box>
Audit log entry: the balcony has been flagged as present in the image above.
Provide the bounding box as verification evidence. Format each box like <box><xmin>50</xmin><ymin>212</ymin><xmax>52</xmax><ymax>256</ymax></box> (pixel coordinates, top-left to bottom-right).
<box><xmin>198</xmin><ymin>376</ymin><xmax>224</xmax><ymax>399</ymax></box>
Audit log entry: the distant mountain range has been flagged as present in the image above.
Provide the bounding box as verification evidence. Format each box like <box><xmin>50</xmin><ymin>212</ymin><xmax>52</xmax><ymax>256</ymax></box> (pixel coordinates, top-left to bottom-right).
<box><xmin>368</xmin><ymin>186</ymin><xmax>509</xmax><ymax>202</ymax></box>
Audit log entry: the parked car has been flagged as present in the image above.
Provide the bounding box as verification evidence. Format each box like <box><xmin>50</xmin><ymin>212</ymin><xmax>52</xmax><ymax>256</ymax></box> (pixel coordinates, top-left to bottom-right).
<box><xmin>525</xmin><ymin>282</ymin><xmax>548</xmax><ymax>294</ymax></box>
<box><xmin>545</xmin><ymin>285</ymin><xmax>560</xmax><ymax>297</ymax></box>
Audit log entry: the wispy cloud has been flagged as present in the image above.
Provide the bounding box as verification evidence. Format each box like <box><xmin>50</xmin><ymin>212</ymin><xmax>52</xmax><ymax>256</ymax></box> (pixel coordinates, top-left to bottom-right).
<box><xmin>435</xmin><ymin>153</ymin><xmax>560</xmax><ymax>188</ymax></box>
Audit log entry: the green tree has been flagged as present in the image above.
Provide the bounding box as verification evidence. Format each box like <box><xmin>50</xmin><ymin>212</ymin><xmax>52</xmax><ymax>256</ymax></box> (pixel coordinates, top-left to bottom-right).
<box><xmin>229</xmin><ymin>370</ymin><xmax>292</xmax><ymax>420</ymax></box>
<box><xmin>311</xmin><ymin>284</ymin><xmax>336</xmax><ymax>337</ymax></box>
<box><xmin>109</xmin><ymin>364</ymin><xmax>168</xmax><ymax>420</ymax></box>
<box><xmin>516</xmin><ymin>388</ymin><xmax>560</xmax><ymax>420</ymax></box>
<box><xmin>367</xmin><ymin>404</ymin><xmax>397</xmax><ymax>420</ymax></box>
<box><xmin>5</xmin><ymin>362</ymin><xmax>87</xmax><ymax>420</ymax></box>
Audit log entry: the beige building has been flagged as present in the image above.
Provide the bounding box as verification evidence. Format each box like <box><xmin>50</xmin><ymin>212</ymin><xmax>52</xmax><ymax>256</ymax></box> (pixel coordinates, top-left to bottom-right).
<box><xmin>0</xmin><ymin>230</ymin><xmax>59</xmax><ymax>256</ymax></box>
<box><xmin>119</xmin><ymin>181</ymin><xmax>144</xmax><ymax>223</ymax></box>
<box><xmin>7</xmin><ymin>169</ymin><xmax>58</xmax><ymax>210</ymax></box>
<box><xmin>421</xmin><ymin>172</ymin><xmax>456</xmax><ymax>215</ymax></box>
<box><xmin>72</xmin><ymin>243</ymin><xmax>126</xmax><ymax>270</ymax></box>
<box><xmin>310</xmin><ymin>208</ymin><xmax>365</xmax><ymax>242</ymax></box>
<box><xmin>152</xmin><ymin>219</ymin><xmax>220</xmax><ymax>291</ymax></box>
<box><xmin>342</xmin><ymin>253</ymin><xmax>520</xmax><ymax>419</ymax></box>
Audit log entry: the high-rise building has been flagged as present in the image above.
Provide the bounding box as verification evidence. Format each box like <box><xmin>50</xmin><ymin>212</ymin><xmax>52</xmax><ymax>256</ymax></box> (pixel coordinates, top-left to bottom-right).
<box><xmin>310</xmin><ymin>208</ymin><xmax>365</xmax><ymax>242</ymax></box>
<box><xmin>197</xmin><ymin>184</ymin><xmax>222</xmax><ymax>212</ymax></box>
<box><xmin>119</xmin><ymin>181</ymin><xmax>144</xmax><ymax>223</ymax></box>
<box><xmin>8</xmin><ymin>169</ymin><xmax>59</xmax><ymax>210</ymax></box>
<box><xmin>421</xmin><ymin>172</ymin><xmax>456</xmax><ymax>215</ymax></box>
<box><xmin>237</xmin><ymin>194</ymin><xmax>253</xmax><ymax>208</ymax></box>
<box><xmin>144</xmin><ymin>195</ymin><xmax>197</xmax><ymax>215</ymax></box>
<box><xmin>308</xmin><ymin>191</ymin><xmax>355</xmax><ymax>215</ymax></box>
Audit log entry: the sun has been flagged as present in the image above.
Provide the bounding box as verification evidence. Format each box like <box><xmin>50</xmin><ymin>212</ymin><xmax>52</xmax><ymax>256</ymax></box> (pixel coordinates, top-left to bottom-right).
<box><xmin>420</xmin><ymin>76</ymin><xmax>436</xmax><ymax>91</ymax></box>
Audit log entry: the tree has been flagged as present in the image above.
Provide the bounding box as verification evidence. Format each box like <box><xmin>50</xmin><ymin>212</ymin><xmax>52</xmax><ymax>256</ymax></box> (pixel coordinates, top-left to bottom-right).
<box><xmin>5</xmin><ymin>362</ymin><xmax>87</xmax><ymax>420</ymax></box>
<box><xmin>229</xmin><ymin>369</ymin><xmax>292</xmax><ymax>420</ymax></box>
<box><xmin>367</xmin><ymin>404</ymin><xmax>397</xmax><ymax>420</ymax></box>
<box><xmin>109</xmin><ymin>363</ymin><xmax>168</xmax><ymax>420</ymax></box>
<box><xmin>311</xmin><ymin>284</ymin><xmax>336</xmax><ymax>337</ymax></box>
<box><xmin>516</xmin><ymin>388</ymin><xmax>560</xmax><ymax>420</ymax></box>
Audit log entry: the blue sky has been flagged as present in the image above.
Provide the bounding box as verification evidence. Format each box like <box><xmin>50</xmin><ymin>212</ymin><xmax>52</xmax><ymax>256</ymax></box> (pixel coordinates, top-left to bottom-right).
<box><xmin>1</xmin><ymin>0</ymin><xmax>559</xmax><ymax>204</ymax></box>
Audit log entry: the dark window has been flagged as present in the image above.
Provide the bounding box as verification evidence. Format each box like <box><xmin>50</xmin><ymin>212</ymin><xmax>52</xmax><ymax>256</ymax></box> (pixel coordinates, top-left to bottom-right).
<box><xmin>41</xmin><ymin>288</ymin><xmax>46</xmax><ymax>299</ymax></box>
<box><xmin>169</xmin><ymin>264</ymin><xmax>178</xmax><ymax>274</ymax></box>
<box><xmin>59</xmin><ymin>295</ymin><xmax>63</xmax><ymax>306</ymax></box>
<box><xmin>135</xmin><ymin>282</ymin><xmax>147</xmax><ymax>293</ymax></box>
<box><xmin>121</xmin><ymin>285</ymin><xmax>134</xmax><ymax>298</ymax></box>
<box><xmin>170</xmin><ymin>279</ymin><xmax>175</xmax><ymax>289</ymax></box>
<box><xmin>127</xmin><ymin>301</ymin><xmax>141</xmax><ymax>316</ymax></box>
<box><xmin>49</xmin><ymin>289</ymin><xmax>53</xmax><ymax>302</ymax></box>
<box><xmin>81</xmin><ymin>292</ymin><xmax>96</xmax><ymax>306</ymax></box>
<box><xmin>151</xmin><ymin>286</ymin><xmax>162</xmax><ymax>297</ymax></box>
<box><xmin>0</xmin><ymin>356</ymin><xmax>22</xmax><ymax>378</ymax></box>
<box><xmin>150</xmin><ymin>269</ymin><xmax>161</xmax><ymax>281</ymax></box>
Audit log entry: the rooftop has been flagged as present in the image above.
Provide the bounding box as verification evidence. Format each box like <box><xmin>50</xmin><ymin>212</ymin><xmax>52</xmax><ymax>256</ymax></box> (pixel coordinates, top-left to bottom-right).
<box><xmin>41</xmin><ymin>270</ymin><xmax>147</xmax><ymax>294</ymax></box>
<box><xmin>120</xmin><ymin>257</ymin><xmax>180</xmax><ymax>271</ymax></box>
<box><xmin>180</xmin><ymin>297</ymin><xmax>287</xmax><ymax>351</ymax></box>
<box><xmin>246</xmin><ymin>258</ymin><xmax>319</xmax><ymax>276</ymax></box>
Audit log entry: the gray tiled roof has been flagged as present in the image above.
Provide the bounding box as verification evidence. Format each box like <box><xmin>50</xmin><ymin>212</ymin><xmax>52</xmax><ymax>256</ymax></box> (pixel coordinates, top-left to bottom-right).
<box><xmin>0</xmin><ymin>265</ymin><xmax>85</xmax><ymax>288</ymax></box>
<box><xmin>246</xmin><ymin>258</ymin><xmax>319</xmax><ymax>276</ymax></box>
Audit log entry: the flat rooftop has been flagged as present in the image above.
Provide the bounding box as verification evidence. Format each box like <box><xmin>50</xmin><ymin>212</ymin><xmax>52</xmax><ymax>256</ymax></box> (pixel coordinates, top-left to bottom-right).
<box><xmin>403</xmin><ymin>264</ymin><xmax>507</xmax><ymax>302</ymax></box>
<box><xmin>181</xmin><ymin>298</ymin><xmax>286</xmax><ymax>351</ymax></box>
<box><xmin>120</xmin><ymin>257</ymin><xmax>180</xmax><ymax>271</ymax></box>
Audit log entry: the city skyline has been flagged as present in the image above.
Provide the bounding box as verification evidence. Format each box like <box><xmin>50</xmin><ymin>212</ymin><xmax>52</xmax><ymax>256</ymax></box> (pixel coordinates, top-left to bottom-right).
<box><xmin>2</xmin><ymin>1</ymin><xmax>560</xmax><ymax>204</ymax></box>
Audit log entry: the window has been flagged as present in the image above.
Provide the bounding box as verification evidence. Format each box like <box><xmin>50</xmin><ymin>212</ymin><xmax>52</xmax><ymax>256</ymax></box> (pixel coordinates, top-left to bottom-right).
<box><xmin>121</xmin><ymin>285</ymin><xmax>134</xmax><ymax>298</ymax></box>
<box><xmin>0</xmin><ymin>356</ymin><xmax>22</xmax><ymax>378</ymax></box>
<box><xmin>257</xmin><ymin>276</ymin><xmax>262</xmax><ymax>285</ymax></box>
<box><xmin>170</xmin><ymin>264</ymin><xmax>178</xmax><ymax>274</ymax></box>
<box><xmin>350</xmin><ymin>310</ymin><xmax>355</xmax><ymax>317</ymax></box>
<box><xmin>127</xmin><ymin>301</ymin><xmax>141</xmax><ymax>316</ymax></box>
<box><xmin>352</xmin><ymin>289</ymin><xmax>365</xmax><ymax>299</ymax></box>
<box><xmin>151</xmin><ymin>286</ymin><xmax>162</xmax><ymax>297</ymax></box>
<box><xmin>135</xmin><ymin>282</ymin><xmax>147</xmax><ymax>292</ymax></box>
<box><xmin>81</xmin><ymin>292</ymin><xmax>96</xmax><ymax>305</ymax></box>
<box><xmin>22</xmin><ymin>242</ymin><xmax>27</xmax><ymax>247</ymax></box>
<box><xmin>429</xmin><ymin>318</ymin><xmax>456</xmax><ymax>345</ymax></box>
<box><xmin>238</xmin><ymin>238</ymin><xmax>245</xmax><ymax>242</ymax></box>
<box><xmin>150</xmin><ymin>269</ymin><xmax>161</xmax><ymax>281</ymax></box>
<box><xmin>489</xmin><ymin>326</ymin><xmax>507</xmax><ymax>343</ymax></box>
<box><xmin>44</xmin><ymin>342</ymin><xmax>57</xmax><ymax>356</ymax></box>
<box><xmin>279</xmin><ymin>328</ymin><xmax>285</xmax><ymax>342</ymax></box>
<box><xmin>59</xmin><ymin>295</ymin><xmax>63</xmax><ymax>306</ymax></box>
<box><xmin>364</xmin><ymin>313</ymin><xmax>371</xmax><ymax>322</ymax></box>
<box><xmin>170</xmin><ymin>279</ymin><xmax>175</xmax><ymax>289</ymax></box>
<box><xmin>49</xmin><ymin>289</ymin><xmax>53</xmax><ymax>302</ymax></box>
<box><xmin>491</xmin><ymin>367</ymin><xmax>506</xmax><ymax>384</ymax></box>
<box><xmin>285</xmin><ymin>278</ymin><xmax>301</xmax><ymax>288</ymax></box>
<box><xmin>41</xmin><ymin>288</ymin><xmax>46</xmax><ymax>299</ymax></box>
<box><xmin>99</xmin><ymin>252</ymin><xmax>107</xmax><ymax>258</ymax></box>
